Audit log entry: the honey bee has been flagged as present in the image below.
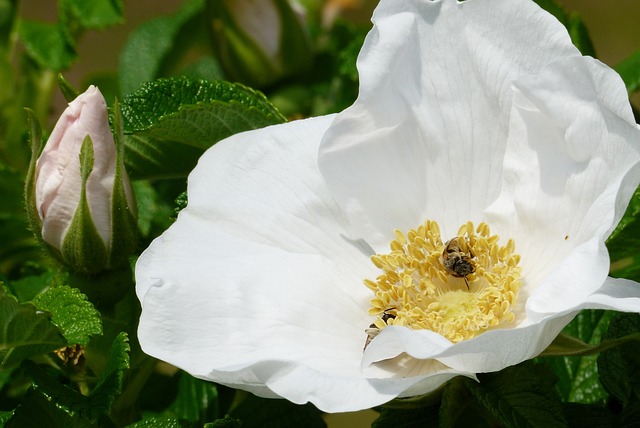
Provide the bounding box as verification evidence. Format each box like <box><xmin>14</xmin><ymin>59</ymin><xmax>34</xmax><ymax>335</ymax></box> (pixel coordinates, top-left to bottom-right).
<box><xmin>364</xmin><ymin>310</ymin><xmax>396</xmax><ymax>350</ymax></box>
<box><xmin>442</xmin><ymin>237</ymin><xmax>475</xmax><ymax>289</ymax></box>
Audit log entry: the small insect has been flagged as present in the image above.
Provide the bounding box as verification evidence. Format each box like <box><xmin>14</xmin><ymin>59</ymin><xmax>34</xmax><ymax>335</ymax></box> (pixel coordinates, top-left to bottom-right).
<box><xmin>364</xmin><ymin>310</ymin><xmax>396</xmax><ymax>351</ymax></box>
<box><xmin>442</xmin><ymin>237</ymin><xmax>475</xmax><ymax>289</ymax></box>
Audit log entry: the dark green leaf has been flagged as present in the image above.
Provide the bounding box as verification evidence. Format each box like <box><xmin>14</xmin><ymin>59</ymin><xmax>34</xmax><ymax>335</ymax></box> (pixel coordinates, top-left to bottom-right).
<box><xmin>32</xmin><ymin>286</ymin><xmax>102</xmax><ymax>346</ymax></box>
<box><xmin>230</xmin><ymin>394</ymin><xmax>326</xmax><ymax>428</ymax></box>
<box><xmin>0</xmin><ymin>163</ymin><xmax>40</xmax><ymax>275</ymax></box>
<box><xmin>120</xmin><ymin>77</ymin><xmax>285</xmax><ymax>179</ymax></box>
<box><xmin>89</xmin><ymin>331</ymin><xmax>130</xmax><ymax>417</ymax></box>
<box><xmin>0</xmin><ymin>288</ymin><xmax>66</xmax><ymax>369</ymax></box>
<box><xmin>598</xmin><ymin>313</ymin><xmax>640</xmax><ymax>405</ymax></box>
<box><xmin>6</xmin><ymin>389</ymin><xmax>90</xmax><ymax>428</ymax></box>
<box><xmin>465</xmin><ymin>363</ymin><xmax>566</xmax><ymax>428</ymax></box>
<box><xmin>25</xmin><ymin>332</ymin><xmax>130</xmax><ymax>421</ymax></box>
<box><xmin>373</xmin><ymin>402</ymin><xmax>440</xmax><ymax>428</ymax></box>
<box><xmin>166</xmin><ymin>372</ymin><xmax>221</xmax><ymax>423</ymax></box>
<box><xmin>17</xmin><ymin>21</ymin><xmax>76</xmax><ymax>71</ymax></box>
<box><xmin>562</xmin><ymin>402</ymin><xmax>616</xmax><ymax>428</ymax></box>
<box><xmin>118</xmin><ymin>0</ymin><xmax>206</xmax><ymax>95</ymax></box>
<box><xmin>615</xmin><ymin>51</ymin><xmax>640</xmax><ymax>95</ymax></box>
<box><xmin>543</xmin><ymin>310</ymin><xmax>613</xmax><ymax>403</ymax></box>
<box><xmin>204</xmin><ymin>416</ymin><xmax>243</xmax><ymax>428</ymax></box>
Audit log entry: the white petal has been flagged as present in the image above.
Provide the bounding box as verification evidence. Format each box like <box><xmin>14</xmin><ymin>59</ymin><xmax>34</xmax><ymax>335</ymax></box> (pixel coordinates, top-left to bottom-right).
<box><xmin>318</xmin><ymin>0</ymin><xmax>579</xmax><ymax>251</ymax></box>
<box><xmin>486</xmin><ymin>56</ymin><xmax>640</xmax><ymax>316</ymax></box>
<box><xmin>137</xmin><ymin>116</ymin><xmax>452</xmax><ymax>412</ymax></box>
<box><xmin>579</xmin><ymin>277</ymin><xmax>640</xmax><ymax>312</ymax></box>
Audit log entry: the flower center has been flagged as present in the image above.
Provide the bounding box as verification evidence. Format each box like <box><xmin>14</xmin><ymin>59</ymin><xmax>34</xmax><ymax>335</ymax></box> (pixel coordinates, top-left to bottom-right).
<box><xmin>364</xmin><ymin>221</ymin><xmax>522</xmax><ymax>345</ymax></box>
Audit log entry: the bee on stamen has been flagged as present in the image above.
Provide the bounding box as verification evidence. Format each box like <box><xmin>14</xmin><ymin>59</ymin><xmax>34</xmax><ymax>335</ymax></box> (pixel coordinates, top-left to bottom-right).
<box><xmin>363</xmin><ymin>310</ymin><xmax>396</xmax><ymax>351</ymax></box>
<box><xmin>442</xmin><ymin>237</ymin><xmax>475</xmax><ymax>289</ymax></box>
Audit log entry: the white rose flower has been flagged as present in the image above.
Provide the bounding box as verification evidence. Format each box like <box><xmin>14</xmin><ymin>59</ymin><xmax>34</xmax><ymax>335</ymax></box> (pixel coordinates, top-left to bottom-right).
<box><xmin>136</xmin><ymin>0</ymin><xmax>640</xmax><ymax>412</ymax></box>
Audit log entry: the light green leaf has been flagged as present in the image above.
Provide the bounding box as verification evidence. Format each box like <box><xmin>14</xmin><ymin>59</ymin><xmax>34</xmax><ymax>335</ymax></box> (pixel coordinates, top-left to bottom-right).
<box><xmin>230</xmin><ymin>395</ymin><xmax>325</xmax><ymax>428</ymax></box>
<box><xmin>17</xmin><ymin>21</ymin><xmax>76</xmax><ymax>71</ymax></box>
<box><xmin>118</xmin><ymin>0</ymin><xmax>206</xmax><ymax>95</ymax></box>
<box><xmin>0</xmin><ymin>288</ymin><xmax>66</xmax><ymax>369</ymax></box>
<box><xmin>615</xmin><ymin>51</ymin><xmax>640</xmax><ymax>95</ymax></box>
<box><xmin>32</xmin><ymin>286</ymin><xmax>102</xmax><ymax>346</ymax></box>
<box><xmin>465</xmin><ymin>363</ymin><xmax>566</xmax><ymax>428</ymax></box>
<box><xmin>61</xmin><ymin>0</ymin><xmax>124</xmax><ymax>29</ymax></box>
<box><xmin>120</xmin><ymin>77</ymin><xmax>285</xmax><ymax>179</ymax></box>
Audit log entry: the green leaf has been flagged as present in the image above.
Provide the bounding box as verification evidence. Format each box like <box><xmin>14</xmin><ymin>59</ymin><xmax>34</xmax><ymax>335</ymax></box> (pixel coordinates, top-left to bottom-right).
<box><xmin>465</xmin><ymin>363</ymin><xmax>566</xmax><ymax>428</ymax></box>
<box><xmin>1</xmin><ymin>159</ymin><xmax>40</xmax><ymax>275</ymax></box>
<box><xmin>204</xmin><ymin>416</ymin><xmax>243</xmax><ymax>428</ymax></box>
<box><xmin>373</xmin><ymin>402</ymin><xmax>440</xmax><ymax>428</ymax></box>
<box><xmin>230</xmin><ymin>394</ymin><xmax>326</xmax><ymax>428</ymax></box>
<box><xmin>532</xmin><ymin>0</ymin><xmax>595</xmax><ymax>56</ymax></box>
<box><xmin>31</xmin><ymin>286</ymin><xmax>102</xmax><ymax>346</ymax></box>
<box><xmin>166</xmin><ymin>372</ymin><xmax>222</xmax><ymax>423</ymax></box>
<box><xmin>89</xmin><ymin>331</ymin><xmax>130</xmax><ymax>417</ymax></box>
<box><xmin>61</xmin><ymin>0</ymin><xmax>124</xmax><ymax>29</ymax></box>
<box><xmin>597</xmin><ymin>313</ymin><xmax>640</xmax><ymax>405</ymax></box>
<box><xmin>615</xmin><ymin>51</ymin><xmax>640</xmax><ymax>95</ymax></box>
<box><xmin>127</xmin><ymin>416</ymin><xmax>196</xmax><ymax>428</ymax></box>
<box><xmin>5</xmin><ymin>388</ymin><xmax>90</xmax><ymax>428</ymax></box>
<box><xmin>0</xmin><ymin>288</ymin><xmax>66</xmax><ymax>369</ymax></box>
<box><xmin>120</xmin><ymin>77</ymin><xmax>285</xmax><ymax>179</ymax></box>
<box><xmin>118</xmin><ymin>0</ymin><xmax>206</xmax><ymax>95</ymax></box>
<box><xmin>562</xmin><ymin>403</ymin><xmax>616</xmax><ymax>428</ymax></box>
<box><xmin>607</xmin><ymin>185</ymin><xmax>640</xmax><ymax>281</ymax></box>
<box><xmin>542</xmin><ymin>310</ymin><xmax>614</xmax><ymax>403</ymax></box>
<box><xmin>17</xmin><ymin>21</ymin><xmax>76</xmax><ymax>71</ymax></box>
<box><xmin>25</xmin><ymin>332</ymin><xmax>130</xmax><ymax>422</ymax></box>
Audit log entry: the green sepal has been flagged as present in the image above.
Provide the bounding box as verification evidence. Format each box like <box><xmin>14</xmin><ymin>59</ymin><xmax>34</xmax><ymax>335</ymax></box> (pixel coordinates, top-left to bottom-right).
<box><xmin>57</xmin><ymin>74</ymin><xmax>80</xmax><ymax>103</ymax></box>
<box><xmin>23</xmin><ymin>108</ymin><xmax>44</xmax><ymax>245</ymax></box>
<box><xmin>540</xmin><ymin>331</ymin><xmax>640</xmax><ymax>358</ymax></box>
<box><xmin>60</xmin><ymin>135</ymin><xmax>108</xmax><ymax>274</ymax></box>
<box><xmin>108</xmin><ymin>99</ymin><xmax>137</xmax><ymax>269</ymax></box>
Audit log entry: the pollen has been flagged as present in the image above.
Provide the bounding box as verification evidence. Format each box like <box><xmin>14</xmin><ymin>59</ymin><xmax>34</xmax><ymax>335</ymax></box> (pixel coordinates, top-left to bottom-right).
<box><xmin>364</xmin><ymin>220</ymin><xmax>521</xmax><ymax>344</ymax></box>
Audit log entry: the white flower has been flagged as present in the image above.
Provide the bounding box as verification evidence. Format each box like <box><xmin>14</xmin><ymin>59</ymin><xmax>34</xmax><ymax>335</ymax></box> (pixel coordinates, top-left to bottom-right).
<box><xmin>136</xmin><ymin>0</ymin><xmax>640</xmax><ymax>413</ymax></box>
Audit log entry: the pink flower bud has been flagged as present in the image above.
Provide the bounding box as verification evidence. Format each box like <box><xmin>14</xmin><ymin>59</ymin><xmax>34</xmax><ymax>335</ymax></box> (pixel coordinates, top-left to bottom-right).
<box><xmin>34</xmin><ymin>86</ymin><xmax>135</xmax><ymax>265</ymax></box>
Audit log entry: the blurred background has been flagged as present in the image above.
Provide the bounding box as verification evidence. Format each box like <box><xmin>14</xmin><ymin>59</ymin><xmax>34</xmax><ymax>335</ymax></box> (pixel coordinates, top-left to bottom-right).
<box><xmin>14</xmin><ymin>0</ymin><xmax>640</xmax><ymax>426</ymax></box>
<box><xmin>18</xmin><ymin>0</ymin><xmax>640</xmax><ymax>123</ymax></box>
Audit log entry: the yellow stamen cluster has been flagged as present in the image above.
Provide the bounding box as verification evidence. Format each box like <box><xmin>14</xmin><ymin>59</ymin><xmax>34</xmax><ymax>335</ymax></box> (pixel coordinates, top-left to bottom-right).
<box><xmin>364</xmin><ymin>221</ymin><xmax>521</xmax><ymax>343</ymax></box>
